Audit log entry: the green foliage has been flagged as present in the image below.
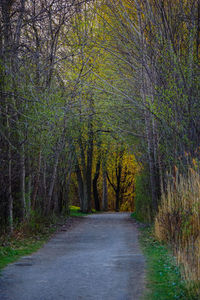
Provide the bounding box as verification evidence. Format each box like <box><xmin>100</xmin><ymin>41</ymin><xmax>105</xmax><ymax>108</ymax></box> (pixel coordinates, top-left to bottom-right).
<box><xmin>69</xmin><ymin>206</ymin><xmax>96</xmax><ymax>217</ymax></box>
<box><xmin>21</xmin><ymin>211</ymin><xmax>60</xmax><ymax>235</ymax></box>
<box><xmin>139</xmin><ymin>227</ymin><xmax>196</xmax><ymax>300</ymax></box>
<box><xmin>69</xmin><ymin>206</ymin><xmax>88</xmax><ymax>217</ymax></box>
<box><xmin>134</xmin><ymin>169</ymin><xmax>153</xmax><ymax>223</ymax></box>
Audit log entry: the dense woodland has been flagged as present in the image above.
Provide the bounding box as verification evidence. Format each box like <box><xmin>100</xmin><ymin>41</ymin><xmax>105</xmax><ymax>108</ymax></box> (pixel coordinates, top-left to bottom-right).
<box><xmin>0</xmin><ymin>0</ymin><xmax>200</xmax><ymax>293</ymax></box>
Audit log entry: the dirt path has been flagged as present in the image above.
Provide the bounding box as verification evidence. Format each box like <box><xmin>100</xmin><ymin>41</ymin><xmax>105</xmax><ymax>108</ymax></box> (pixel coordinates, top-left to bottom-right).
<box><xmin>0</xmin><ymin>213</ymin><xmax>146</xmax><ymax>300</ymax></box>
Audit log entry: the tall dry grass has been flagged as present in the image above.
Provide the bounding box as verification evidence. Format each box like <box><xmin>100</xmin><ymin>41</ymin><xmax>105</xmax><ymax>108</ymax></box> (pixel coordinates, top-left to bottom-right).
<box><xmin>155</xmin><ymin>168</ymin><xmax>200</xmax><ymax>295</ymax></box>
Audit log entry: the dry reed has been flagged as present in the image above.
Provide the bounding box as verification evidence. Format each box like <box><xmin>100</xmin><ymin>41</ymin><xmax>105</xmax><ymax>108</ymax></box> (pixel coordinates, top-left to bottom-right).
<box><xmin>155</xmin><ymin>168</ymin><xmax>200</xmax><ymax>295</ymax></box>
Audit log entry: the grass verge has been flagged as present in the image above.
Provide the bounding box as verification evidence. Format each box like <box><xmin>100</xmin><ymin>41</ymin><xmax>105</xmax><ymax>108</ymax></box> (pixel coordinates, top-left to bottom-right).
<box><xmin>130</xmin><ymin>212</ymin><xmax>199</xmax><ymax>299</ymax></box>
<box><xmin>131</xmin><ymin>213</ymin><xmax>199</xmax><ymax>299</ymax></box>
<box><xmin>139</xmin><ymin>226</ymin><xmax>191</xmax><ymax>299</ymax></box>
<box><xmin>0</xmin><ymin>236</ymin><xmax>49</xmax><ymax>270</ymax></box>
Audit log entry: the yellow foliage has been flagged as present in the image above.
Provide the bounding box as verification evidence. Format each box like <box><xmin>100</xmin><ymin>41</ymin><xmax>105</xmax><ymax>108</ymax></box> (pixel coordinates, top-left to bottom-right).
<box><xmin>105</xmin><ymin>145</ymin><xmax>139</xmax><ymax>211</ymax></box>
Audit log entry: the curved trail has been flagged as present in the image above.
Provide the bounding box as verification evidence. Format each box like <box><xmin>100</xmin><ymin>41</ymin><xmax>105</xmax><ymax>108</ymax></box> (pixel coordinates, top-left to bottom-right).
<box><xmin>0</xmin><ymin>213</ymin><xmax>146</xmax><ymax>300</ymax></box>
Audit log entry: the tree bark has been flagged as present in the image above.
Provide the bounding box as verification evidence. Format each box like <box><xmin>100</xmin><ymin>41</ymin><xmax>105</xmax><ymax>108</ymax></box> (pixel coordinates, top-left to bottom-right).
<box><xmin>43</xmin><ymin>159</ymin><xmax>47</xmax><ymax>207</ymax></box>
<box><xmin>197</xmin><ymin>0</ymin><xmax>200</xmax><ymax>60</ymax></box>
<box><xmin>7</xmin><ymin>116</ymin><xmax>13</xmax><ymax>233</ymax></box>
<box><xmin>102</xmin><ymin>169</ymin><xmax>108</xmax><ymax>211</ymax></box>
<box><xmin>75</xmin><ymin>159</ymin><xmax>84</xmax><ymax>210</ymax></box>
<box><xmin>115</xmin><ymin>163</ymin><xmax>122</xmax><ymax>212</ymax></box>
<box><xmin>144</xmin><ymin>109</ymin><xmax>158</xmax><ymax>212</ymax></box>
<box><xmin>32</xmin><ymin>149</ymin><xmax>42</xmax><ymax>209</ymax></box>
<box><xmin>8</xmin><ymin>145</ymin><xmax>13</xmax><ymax>234</ymax></box>
<box><xmin>86</xmin><ymin>101</ymin><xmax>94</xmax><ymax>213</ymax></box>
<box><xmin>93</xmin><ymin>158</ymin><xmax>101</xmax><ymax>211</ymax></box>
<box><xmin>27</xmin><ymin>155</ymin><xmax>32</xmax><ymax>218</ymax></box>
<box><xmin>20</xmin><ymin>143</ymin><xmax>26</xmax><ymax>221</ymax></box>
<box><xmin>45</xmin><ymin>151</ymin><xmax>60</xmax><ymax>215</ymax></box>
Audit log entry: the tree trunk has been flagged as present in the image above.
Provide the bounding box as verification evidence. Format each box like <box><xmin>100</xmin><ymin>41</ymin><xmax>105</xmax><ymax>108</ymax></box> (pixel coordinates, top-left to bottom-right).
<box><xmin>53</xmin><ymin>183</ymin><xmax>59</xmax><ymax>214</ymax></box>
<box><xmin>102</xmin><ymin>170</ymin><xmax>108</xmax><ymax>211</ymax></box>
<box><xmin>27</xmin><ymin>155</ymin><xmax>32</xmax><ymax>218</ymax></box>
<box><xmin>115</xmin><ymin>163</ymin><xmax>122</xmax><ymax>212</ymax></box>
<box><xmin>32</xmin><ymin>149</ymin><xmax>42</xmax><ymax>209</ymax></box>
<box><xmin>116</xmin><ymin>191</ymin><xmax>120</xmax><ymax>212</ymax></box>
<box><xmin>82</xmin><ymin>183</ymin><xmax>88</xmax><ymax>213</ymax></box>
<box><xmin>145</xmin><ymin>110</ymin><xmax>158</xmax><ymax>212</ymax></box>
<box><xmin>86</xmin><ymin>105</ymin><xmax>94</xmax><ymax>213</ymax></box>
<box><xmin>75</xmin><ymin>160</ymin><xmax>84</xmax><ymax>210</ymax></box>
<box><xmin>45</xmin><ymin>152</ymin><xmax>59</xmax><ymax>215</ymax></box>
<box><xmin>20</xmin><ymin>143</ymin><xmax>26</xmax><ymax>221</ymax></box>
<box><xmin>2</xmin><ymin>0</ymin><xmax>14</xmax><ymax>233</ymax></box>
<box><xmin>8</xmin><ymin>138</ymin><xmax>13</xmax><ymax>234</ymax></box>
<box><xmin>77</xmin><ymin>136</ymin><xmax>88</xmax><ymax>212</ymax></box>
<box><xmin>93</xmin><ymin>159</ymin><xmax>101</xmax><ymax>211</ymax></box>
<box><xmin>43</xmin><ymin>159</ymin><xmax>47</xmax><ymax>207</ymax></box>
<box><xmin>64</xmin><ymin>153</ymin><xmax>74</xmax><ymax>214</ymax></box>
<box><xmin>197</xmin><ymin>0</ymin><xmax>200</xmax><ymax>61</ymax></box>
<box><xmin>136</xmin><ymin>0</ymin><xmax>158</xmax><ymax>213</ymax></box>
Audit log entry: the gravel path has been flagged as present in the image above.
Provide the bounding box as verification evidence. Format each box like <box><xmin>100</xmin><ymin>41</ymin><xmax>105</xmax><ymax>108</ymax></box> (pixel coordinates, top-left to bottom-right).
<box><xmin>0</xmin><ymin>213</ymin><xmax>146</xmax><ymax>300</ymax></box>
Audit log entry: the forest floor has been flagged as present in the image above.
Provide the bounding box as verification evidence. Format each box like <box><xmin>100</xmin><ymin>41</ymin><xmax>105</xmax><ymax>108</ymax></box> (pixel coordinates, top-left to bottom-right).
<box><xmin>0</xmin><ymin>213</ymin><xmax>146</xmax><ymax>300</ymax></box>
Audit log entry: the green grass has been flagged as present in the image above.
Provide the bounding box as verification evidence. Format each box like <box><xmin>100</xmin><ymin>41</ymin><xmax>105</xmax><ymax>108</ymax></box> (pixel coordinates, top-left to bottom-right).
<box><xmin>69</xmin><ymin>205</ymin><xmax>88</xmax><ymax>217</ymax></box>
<box><xmin>138</xmin><ymin>226</ymin><xmax>198</xmax><ymax>300</ymax></box>
<box><xmin>69</xmin><ymin>205</ymin><xmax>96</xmax><ymax>217</ymax></box>
<box><xmin>0</xmin><ymin>237</ymin><xmax>48</xmax><ymax>270</ymax></box>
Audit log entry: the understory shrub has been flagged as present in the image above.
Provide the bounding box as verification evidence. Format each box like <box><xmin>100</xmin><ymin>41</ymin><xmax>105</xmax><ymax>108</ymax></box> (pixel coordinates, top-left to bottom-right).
<box><xmin>134</xmin><ymin>168</ymin><xmax>153</xmax><ymax>223</ymax></box>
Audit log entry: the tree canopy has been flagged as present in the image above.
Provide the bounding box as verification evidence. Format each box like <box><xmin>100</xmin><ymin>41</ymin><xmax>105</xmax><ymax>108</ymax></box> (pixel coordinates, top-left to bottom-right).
<box><xmin>0</xmin><ymin>0</ymin><xmax>199</xmax><ymax>232</ymax></box>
